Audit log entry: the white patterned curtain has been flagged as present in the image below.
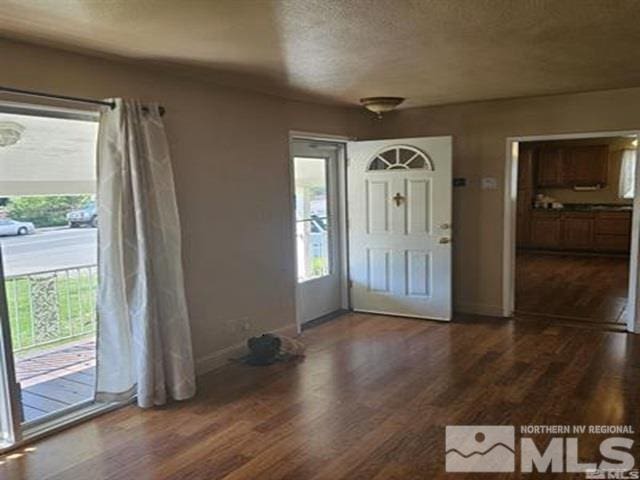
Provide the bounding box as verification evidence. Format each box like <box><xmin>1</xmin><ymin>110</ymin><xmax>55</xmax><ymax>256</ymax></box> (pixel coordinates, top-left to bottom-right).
<box><xmin>95</xmin><ymin>99</ymin><xmax>196</xmax><ymax>407</ymax></box>
<box><xmin>619</xmin><ymin>149</ymin><xmax>636</xmax><ymax>199</ymax></box>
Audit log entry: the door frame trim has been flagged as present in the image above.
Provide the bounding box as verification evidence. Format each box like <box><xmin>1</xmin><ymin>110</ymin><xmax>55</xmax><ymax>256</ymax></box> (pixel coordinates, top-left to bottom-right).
<box><xmin>0</xmin><ymin>245</ymin><xmax>21</xmax><ymax>445</ymax></box>
<box><xmin>503</xmin><ymin>129</ymin><xmax>640</xmax><ymax>333</ymax></box>
<box><xmin>289</xmin><ymin>133</ymin><xmax>351</xmax><ymax>333</ymax></box>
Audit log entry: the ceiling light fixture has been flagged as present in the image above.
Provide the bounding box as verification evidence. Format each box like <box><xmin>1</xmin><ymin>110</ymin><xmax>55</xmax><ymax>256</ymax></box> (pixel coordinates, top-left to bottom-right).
<box><xmin>0</xmin><ymin>121</ymin><xmax>25</xmax><ymax>147</ymax></box>
<box><xmin>360</xmin><ymin>97</ymin><xmax>405</xmax><ymax>119</ymax></box>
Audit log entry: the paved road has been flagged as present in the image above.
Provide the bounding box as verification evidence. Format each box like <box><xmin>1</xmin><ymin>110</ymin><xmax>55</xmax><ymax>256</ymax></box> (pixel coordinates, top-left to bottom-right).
<box><xmin>0</xmin><ymin>228</ymin><xmax>97</xmax><ymax>277</ymax></box>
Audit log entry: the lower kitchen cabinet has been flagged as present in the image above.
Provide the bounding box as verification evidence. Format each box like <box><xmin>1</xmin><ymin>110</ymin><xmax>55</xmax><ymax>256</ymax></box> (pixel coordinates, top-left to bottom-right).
<box><xmin>562</xmin><ymin>213</ymin><xmax>594</xmax><ymax>250</ymax></box>
<box><xmin>594</xmin><ymin>212</ymin><xmax>631</xmax><ymax>252</ymax></box>
<box><xmin>530</xmin><ymin>212</ymin><xmax>561</xmax><ymax>248</ymax></box>
<box><xmin>524</xmin><ymin>210</ymin><xmax>630</xmax><ymax>253</ymax></box>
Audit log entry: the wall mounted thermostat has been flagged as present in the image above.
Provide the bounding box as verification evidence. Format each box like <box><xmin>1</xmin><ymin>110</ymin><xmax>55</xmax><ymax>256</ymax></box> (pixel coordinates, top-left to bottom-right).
<box><xmin>453</xmin><ymin>178</ymin><xmax>467</xmax><ymax>187</ymax></box>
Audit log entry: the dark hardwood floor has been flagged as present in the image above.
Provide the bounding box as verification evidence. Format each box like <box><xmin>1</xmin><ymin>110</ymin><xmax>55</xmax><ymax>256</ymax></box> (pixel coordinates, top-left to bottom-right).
<box><xmin>516</xmin><ymin>251</ymin><xmax>630</xmax><ymax>325</ymax></box>
<box><xmin>1</xmin><ymin>313</ymin><xmax>640</xmax><ymax>479</ymax></box>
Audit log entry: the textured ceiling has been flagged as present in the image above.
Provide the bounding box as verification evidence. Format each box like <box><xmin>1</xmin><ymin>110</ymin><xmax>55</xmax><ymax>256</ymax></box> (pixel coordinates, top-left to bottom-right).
<box><xmin>1</xmin><ymin>0</ymin><xmax>640</xmax><ymax>108</ymax></box>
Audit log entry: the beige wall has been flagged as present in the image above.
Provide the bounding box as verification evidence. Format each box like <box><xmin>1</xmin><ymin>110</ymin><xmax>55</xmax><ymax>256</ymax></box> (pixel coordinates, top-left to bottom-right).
<box><xmin>5</xmin><ymin>37</ymin><xmax>640</xmax><ymax>360</ymax></box>
<box><xmin>0</xmin><ymin>38</ymin><xmax>365</xmax><ymax>372</ymax></box>
<box><xmin>366</xmin><ymin>89</ymin><xmax>640</xmax><ymax>315</ymax></box>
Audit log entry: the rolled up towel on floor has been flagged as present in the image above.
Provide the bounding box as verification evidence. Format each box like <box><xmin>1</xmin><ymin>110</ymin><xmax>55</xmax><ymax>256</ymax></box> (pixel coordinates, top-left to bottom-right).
<box><xmin>245</xmin><ymin>333</ymin><xmax>305</xmax><ymax>366</ymax></box>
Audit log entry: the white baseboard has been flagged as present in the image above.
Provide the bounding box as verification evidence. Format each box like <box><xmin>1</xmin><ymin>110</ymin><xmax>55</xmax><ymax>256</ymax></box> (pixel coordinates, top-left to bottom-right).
<box><xmin>194</xmin><ymin>322</ymin><xmax>298</xmax><ymax>376</ymax></box>
<box><xmin>455</xmin><ymin>303</ymin><xmax>505</xmax><ymax>317</ymax></box>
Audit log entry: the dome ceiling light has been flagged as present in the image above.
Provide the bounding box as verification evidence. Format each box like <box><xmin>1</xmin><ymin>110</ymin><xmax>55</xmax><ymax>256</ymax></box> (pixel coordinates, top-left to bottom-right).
<box><xmin>0</xmin><ymin>121</ymin><xmax>25</xmax><ymax>147</ymax></box>
<box><xmin>359</xmin><ymin>97</ymin><xmax>405</xmax><ymax>119</ymax></box>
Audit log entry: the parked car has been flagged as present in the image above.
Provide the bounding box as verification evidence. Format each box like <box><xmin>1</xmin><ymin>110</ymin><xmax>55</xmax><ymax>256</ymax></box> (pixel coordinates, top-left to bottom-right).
<box><xmin>0</xmin><ymin>219</ymin><xmax>36</xmax><ymax>236</ymax></box>
<box><xmin>67</xmin><ymin>203</ymin><xmax>97</xmax><ymax>228</ymax></box>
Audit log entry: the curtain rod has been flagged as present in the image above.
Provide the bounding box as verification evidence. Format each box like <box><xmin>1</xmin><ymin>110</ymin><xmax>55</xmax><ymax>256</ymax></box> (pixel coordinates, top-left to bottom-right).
<box><xmin>0</xmin><ymin>86</ymin><xmax>165</xmax><ymax>116</ymax></box>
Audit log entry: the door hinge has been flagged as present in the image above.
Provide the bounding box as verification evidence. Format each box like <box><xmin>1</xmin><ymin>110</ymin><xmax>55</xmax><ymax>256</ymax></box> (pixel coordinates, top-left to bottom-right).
<box><xmin>346</xmin><ymin>157</ymin><xmax>351</xmax><ymax>167</ymax></box>
<box><xmin>348</xmin><ymin>279</ymin><xmax>353</xmax><ymax>289</ymax></box>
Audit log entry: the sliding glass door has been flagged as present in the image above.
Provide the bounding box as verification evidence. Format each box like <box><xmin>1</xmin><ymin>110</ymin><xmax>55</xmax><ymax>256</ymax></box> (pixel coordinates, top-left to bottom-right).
<box><xmin>0</xmin><ymin>104</ymin><xmax>100</xmax><ymax>447</ymax></box>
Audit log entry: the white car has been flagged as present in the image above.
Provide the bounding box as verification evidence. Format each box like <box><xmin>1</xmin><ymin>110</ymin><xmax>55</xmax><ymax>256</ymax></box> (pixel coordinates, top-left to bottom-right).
<box><xmin>0</xmin><ymin>219</ymin><xmax>36</xmax><ymax>236</ymax></box>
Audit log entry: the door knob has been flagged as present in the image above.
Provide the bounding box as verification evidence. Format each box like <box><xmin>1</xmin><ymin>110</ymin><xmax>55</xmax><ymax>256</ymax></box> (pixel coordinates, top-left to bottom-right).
<box><xmin>439</xmin><ymin>237</ymin><xmax>452</xmax><ymax>244</ymax></box>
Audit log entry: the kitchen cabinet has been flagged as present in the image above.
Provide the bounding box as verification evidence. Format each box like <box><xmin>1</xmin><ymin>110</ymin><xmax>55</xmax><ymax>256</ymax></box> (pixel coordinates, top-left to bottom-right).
<box><xmin>522</xmin><ymin>209</ymin><xmax>631</xmax><ymax>253</ymax></box>
<box><xmin>530</xmin><ymin>211</ymin><xmax>561</xmax><ymax>248</ymax></box>
<box><xmin>517</xmin><ymin>196</ymin><xmax>531</xmax><ymax>246</ymax></box>
<box><xmin>564</xmin><ymin>145</ymin><xmax>608</xmax><ymax>187</ymax></box>
<box><xmin>536</xmin><ymin>147</ymin><xmax>564</xmax><ymax>187</ymax></box>
<box><xmin>516</xmin><ymin>148</ymin><xmax>534</xmax><ymax>246</ymax></box>
<box><xmin>535</xmin><ymin>145</ymin><xmax>608</xmax><ymax>188</ymax></box>
<box><xmin>561</xmin><ymin>213</ymin><xmax>594</xmax><ymax>250</ymax></box>
<box><xmin>594</xmin><ymin>212</ymin><xmax>631</xmax><ymax>252</ymax></box>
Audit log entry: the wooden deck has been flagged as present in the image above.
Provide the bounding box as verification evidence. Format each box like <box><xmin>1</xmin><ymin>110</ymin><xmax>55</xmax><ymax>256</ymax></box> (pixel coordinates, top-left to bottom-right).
<box><xmin>20</xmin><ymin>367</ymin><xmax>95</xmax><ymax>422</ymax></box>
<box><xmin>15</xmin><ymin>340</ymin><xmax>95</xmax><ymax>423</ymax></box>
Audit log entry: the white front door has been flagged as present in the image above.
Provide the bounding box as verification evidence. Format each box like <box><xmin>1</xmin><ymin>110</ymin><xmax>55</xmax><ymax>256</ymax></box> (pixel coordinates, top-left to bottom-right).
<box><xmin>348</xmin><ymin>137</ymin><xmax>452</xmax><ymax>320</ymax></box>
<box><xmin>292</xmin><ymin>139</ymin><xmax>344</xmax><ymax>326</ymax></box>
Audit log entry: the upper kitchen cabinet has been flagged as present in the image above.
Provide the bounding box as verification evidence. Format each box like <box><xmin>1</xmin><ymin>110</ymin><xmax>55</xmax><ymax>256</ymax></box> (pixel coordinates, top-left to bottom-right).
<box><xmin>564</xmin><ymin>145</ymin><xmax>608</xmax><ymax>187</ymax></box>
<box><xmin>536</xmin><ymin>147</ymin><xmax>564</xmax><ymax>187</ymax></box>
<box><xmin>535</xmin><ymin>144</ymin><xmax>608</xmax><ymax>188</ymax></box>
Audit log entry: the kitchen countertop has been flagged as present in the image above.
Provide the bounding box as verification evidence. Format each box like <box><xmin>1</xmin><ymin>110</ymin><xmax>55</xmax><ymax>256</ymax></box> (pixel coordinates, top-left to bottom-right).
<box><xmin>533</xmin><ymin>203</ymin><xmax>632</xmax><ymax>212</ymax></box>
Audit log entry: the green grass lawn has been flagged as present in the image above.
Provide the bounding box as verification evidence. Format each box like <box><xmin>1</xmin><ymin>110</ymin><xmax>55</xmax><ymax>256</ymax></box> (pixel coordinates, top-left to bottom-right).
<box><xmin>5</xmin><ymin>269</ymin><xmax>97</xmax><ymax>353</ymax></box>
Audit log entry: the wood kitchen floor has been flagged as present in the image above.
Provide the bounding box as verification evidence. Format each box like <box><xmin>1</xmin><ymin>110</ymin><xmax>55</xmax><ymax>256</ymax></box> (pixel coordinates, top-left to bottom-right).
<box><xmin>1</xmin><ymin>312</ymin><xmax>640</xmax><ymax>479</ymax></box>
<box><xmin>516</xmin><ymin>250</ymin><xmax>629</xmax><ymax>326</ymax></box>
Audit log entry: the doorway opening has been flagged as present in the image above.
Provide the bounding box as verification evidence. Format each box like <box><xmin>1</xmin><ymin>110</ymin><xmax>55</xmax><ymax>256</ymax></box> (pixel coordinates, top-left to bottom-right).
<box><xmin>0</xmin><ymin>103</ymin><xmax>102</xmax><ymax>447</ymax></box>
<box><xmin>505</xmin><ymin>132</ymin><xmax>639</xmax><ymax>331</ymax></box>
<box><xmin>290</xmin><ymin>138</ymin><xmax>349</xmax><ymax>330</ymax></box>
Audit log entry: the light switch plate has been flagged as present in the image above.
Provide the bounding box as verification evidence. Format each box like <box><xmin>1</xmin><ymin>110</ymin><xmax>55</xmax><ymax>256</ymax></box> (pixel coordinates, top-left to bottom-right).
<box><xmin>481</xmin><ymin>177</ymin><xmax>498</xmax><ymax>190</ymax></box>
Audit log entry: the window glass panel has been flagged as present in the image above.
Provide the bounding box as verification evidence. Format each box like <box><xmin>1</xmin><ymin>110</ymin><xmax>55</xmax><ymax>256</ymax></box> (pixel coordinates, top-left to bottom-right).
<box><xmin>406</xmin><ymin>156</ymin><xmax>426</xmax><ymax>169</ymax></box>
<box><xmin>294</xmin><ymin>157</ymin><xmax>330</xmax><ymax>281</ymax></box>
<box><xmin>296</xmin><ymin>222</ymin><xmax>330</xmax><ymax>281</ymax></box>
<box><xmin>367</xmin><ymin>147</ymin><xmax>432</xmax><ymax>171</ymax></box>
<box><xmin>380</xmin><ymin>150</ymin><xmax>396</xmax><ymax>165</ymax></box>
<box><xmin>619</xmin><ymin>149</ymin><xmax>636</xmax><ymax>199</ymax></box>
<box><xmin>369</xmin><ymin>157</ymin><xmax>387</xmax><ymax>170</ymax></box>
<box><xmin>398</xmin><ymin>148</ymin><xmax>416</xmax><ymax>163</ymax></box>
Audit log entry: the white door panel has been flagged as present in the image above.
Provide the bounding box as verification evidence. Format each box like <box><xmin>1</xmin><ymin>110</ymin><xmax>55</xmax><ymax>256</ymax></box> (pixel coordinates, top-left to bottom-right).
<box><xmin>366</xmin><ymin>180</ymin><xmax>391</xmax><ymax>234</ymax></box>
<box><xmin>405</xmin><ymin>178</ymin><xmax>431</xmax><ymax>235</ymax></box>
<box><xmin>348</xmin><ymin>137</ymin><xmax>452</xmax><ymax>320</ymax></box>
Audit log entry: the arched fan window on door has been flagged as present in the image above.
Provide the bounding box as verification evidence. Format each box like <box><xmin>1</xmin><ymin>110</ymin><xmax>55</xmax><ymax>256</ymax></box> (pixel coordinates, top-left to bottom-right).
<box><xmin>367</xmin><ymin>146</ymin><xmax>434</xmax><ymax>171</ymax></box>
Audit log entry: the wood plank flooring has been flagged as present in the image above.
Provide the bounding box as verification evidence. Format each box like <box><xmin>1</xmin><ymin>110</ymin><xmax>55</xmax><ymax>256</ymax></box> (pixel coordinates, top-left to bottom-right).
<box><xmin>516</xmin><ymin>251</ymin><xmax>629</xmax><ymax>324</ymax></box>
<box><xmin>1</xmin><ymin>313</ymin><xmax>640</xmax><ymax>479</ymax></box>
